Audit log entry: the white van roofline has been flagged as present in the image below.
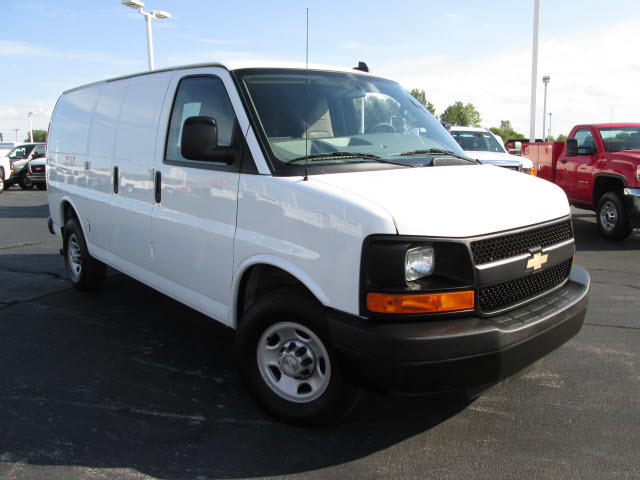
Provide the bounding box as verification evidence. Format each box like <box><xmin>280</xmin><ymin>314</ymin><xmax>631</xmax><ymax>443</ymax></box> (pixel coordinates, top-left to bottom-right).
<box><xmin>63</xmin><ymin>61</ymin><xmax>375</xmax><ymax>95</ymax></box>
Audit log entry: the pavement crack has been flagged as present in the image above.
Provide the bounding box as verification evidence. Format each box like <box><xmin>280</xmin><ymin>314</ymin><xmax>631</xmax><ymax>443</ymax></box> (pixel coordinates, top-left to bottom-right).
<box><xmin>584</xmin><ymin>322</ymin><xmax>640</xmax><ymax>330</ymax></box>
<box><xmin>590</xmin><ymin>280</ymin><xmax>640</xmax><ymax>291</ymax></box>
<box><xmin>586</xmin><ymin>267</ymin><xmax>640</xmax><ymax>277</ymax></box>
<box><xmin>0</xmin><ymin>241</ymin><xmax>44</xmax><ymax>250</ymax></box>
<box><xmin>0</xmin><ymin>265</ymin><xmax>64</xmax><ymax>281</ymax></box>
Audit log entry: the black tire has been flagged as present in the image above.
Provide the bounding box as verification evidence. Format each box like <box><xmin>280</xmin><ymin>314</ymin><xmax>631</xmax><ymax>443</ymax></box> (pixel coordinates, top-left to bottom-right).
<box><xmin>63</xmin><ymin>218</ymin><xmax>107</xmax><ymax>291</ymax></box>
<box><xmin>19</xmin><ymin>172</ymin><xmax>34</xmax><ymax>190</ymax></box>
<box><xmin>235</xmin><ymin>290</ymin><xmax>356</xmax><ymax>426</ymax></box>
<box><xmin>596</xmin><ymin>192</ymin><xmax>633</xmax><ymax>241</ymax></box>
<box><xmin>35</xmin><ymin>183</ymin><xmax>47</xmax><ymax>190</ymax></box>
<box><xmin>0</xmin><ymin>172</ymin><xmax>5</xmax><ymax>194</ymax></box>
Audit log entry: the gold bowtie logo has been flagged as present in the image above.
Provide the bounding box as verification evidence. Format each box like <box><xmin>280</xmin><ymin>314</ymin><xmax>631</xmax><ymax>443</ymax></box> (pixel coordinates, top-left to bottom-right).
<box><xmin>527</xmin><ymin>251</ymin><xmax>548</xmax><ymax>271</ymax></box>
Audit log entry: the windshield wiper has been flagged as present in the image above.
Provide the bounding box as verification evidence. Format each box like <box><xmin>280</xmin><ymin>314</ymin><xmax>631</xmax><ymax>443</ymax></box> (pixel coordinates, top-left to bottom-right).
<box><xmin>289</xmin><ymin>152</ymin><xmax>416</xmax><ymax>167</ymax></box>
<box><xmin>397</xmin><ymin>148</ymin><xmax>477</xmax><ymax>163</ymax></box>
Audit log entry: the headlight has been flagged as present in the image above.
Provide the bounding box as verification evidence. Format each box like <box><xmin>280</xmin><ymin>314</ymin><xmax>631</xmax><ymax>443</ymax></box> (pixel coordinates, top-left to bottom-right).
<box><xmin>405</xmin><ymin>246</ymin><xmax>434</xmax><ymax>281</ymax></box>
<box><xmin>636</xmin><ymin>163</ymin><xmax>639</xmax><ymax>181</ymax></box>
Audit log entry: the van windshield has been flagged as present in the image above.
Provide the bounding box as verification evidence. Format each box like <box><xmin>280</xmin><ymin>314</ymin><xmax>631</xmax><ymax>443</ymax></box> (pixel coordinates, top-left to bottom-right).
<box><xmin>235</xmin><ymin>68</ymin><xmax>466</xmax><ymax>173</ymax></box>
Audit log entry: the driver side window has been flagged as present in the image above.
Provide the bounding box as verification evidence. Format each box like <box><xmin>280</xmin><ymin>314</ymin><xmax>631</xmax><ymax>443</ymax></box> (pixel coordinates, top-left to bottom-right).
<box><xmin>574</xmin><ymin>129</ymin><xmax>594</xmax><ymax>149</ymax></box>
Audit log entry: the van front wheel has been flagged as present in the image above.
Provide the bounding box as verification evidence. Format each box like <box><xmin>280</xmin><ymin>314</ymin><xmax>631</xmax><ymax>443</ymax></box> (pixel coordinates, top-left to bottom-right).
<box><xmin>235</xmin><ymin>291</ymin><xmax>356</xmax><ymax>426</ymax></box>
<box><xmin>63</xmin><ymin>218</ymin><xmax>107</xmax><ymax>291</ymax></box>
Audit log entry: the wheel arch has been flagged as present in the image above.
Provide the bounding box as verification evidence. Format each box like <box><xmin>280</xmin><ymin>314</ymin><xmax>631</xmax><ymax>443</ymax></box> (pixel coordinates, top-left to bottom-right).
<box><xmin>59</xmin><ymin>196</ymin><xmax>85</xmax><ymax>240</ymax></box>
<box><xmin>231</xmin><ymin>256</ymin><xmax>330</xmax><ymax>329</ymax></box>
<box><xmin>592</xmin><ymin>174</ymin><xmax>626</xmax><ymax>210</ymax></box>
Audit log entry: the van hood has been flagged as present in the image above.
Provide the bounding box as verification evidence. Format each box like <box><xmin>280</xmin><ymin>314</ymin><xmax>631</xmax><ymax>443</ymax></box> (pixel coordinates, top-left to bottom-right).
<box><xmin>312</xmin><ymin>165</ymin><xmax>570</xmax><ymax>238</ymax></box>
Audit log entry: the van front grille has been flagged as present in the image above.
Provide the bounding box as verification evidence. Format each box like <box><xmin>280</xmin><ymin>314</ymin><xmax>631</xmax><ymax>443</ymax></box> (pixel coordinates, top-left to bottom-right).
<box><xmin>478</xmin><ymin>258</ymin><xmax>573</xmax><ymax>313</ymax></box>
<box><xmin>471</xmin><ymin>220</ymin><xmax>573</xmax><ymax>265</ymax></box>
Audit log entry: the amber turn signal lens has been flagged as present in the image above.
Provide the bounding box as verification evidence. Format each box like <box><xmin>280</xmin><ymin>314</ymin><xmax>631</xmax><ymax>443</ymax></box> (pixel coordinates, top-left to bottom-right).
<box><xmin>367</xmin><ymin>291</ymin><xmax>475</xmax><ymax>314</ymax></box>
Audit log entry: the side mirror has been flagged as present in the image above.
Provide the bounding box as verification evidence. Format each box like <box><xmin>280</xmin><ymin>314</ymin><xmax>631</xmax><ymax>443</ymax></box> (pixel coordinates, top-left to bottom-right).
<box><xmin>565</xmin><ymin>138</ymin><xmax>578</xmax><ymax>157</ymax></box>
<box><xmin>181</xmin><ymin>116</ymin><xmax>233</xmax><ymax>164</ymax></box>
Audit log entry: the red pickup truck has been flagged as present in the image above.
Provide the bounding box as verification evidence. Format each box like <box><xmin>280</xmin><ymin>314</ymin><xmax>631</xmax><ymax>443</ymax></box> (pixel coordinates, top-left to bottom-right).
<box><xmin>517</xmin><ymin>123</ymin><xmax>640</xmax><ymax>240</ymax></box>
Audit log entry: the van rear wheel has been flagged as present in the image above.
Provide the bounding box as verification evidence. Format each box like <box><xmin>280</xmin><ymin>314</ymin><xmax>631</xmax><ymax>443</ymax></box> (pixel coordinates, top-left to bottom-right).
<box><xmin>63</xmin><ymin>218</ymin><xmax>107</xmax><ymax>291</ymax></box>
<box><xmin>235</xmin><ymin>291</ymin><xmax>356</xmax><ymax>426</ymax></box>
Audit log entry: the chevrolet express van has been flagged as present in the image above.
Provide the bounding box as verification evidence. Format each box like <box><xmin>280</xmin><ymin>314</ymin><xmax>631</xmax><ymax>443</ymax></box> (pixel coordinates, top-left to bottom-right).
<box><xmin>47</xmin><ymin>63</ymin><xmax>590</xmax><ymax>425</ymax></box>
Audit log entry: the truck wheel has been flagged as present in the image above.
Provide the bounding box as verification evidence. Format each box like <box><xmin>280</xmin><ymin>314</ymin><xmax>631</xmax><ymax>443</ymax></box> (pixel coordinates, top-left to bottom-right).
<box><xmin>0</xmin><ymin>172</ymin><xmax>5</xmax><ymax>194</ymax></box>
<box><xmin>19</xmin><ymin>173</ymin><xmax>34</xmax><ymax>190</ymax></box>
<box><xmin>235</xmin><ymin>291</ymin><xmax>356</xmax><ymax>426</ymax></box>
<box><xmin>35</xmin><ymin>183</ymin><xmax>47</xmax><ymax>190</ymax></box>
<box><xmin>63</xmin><ymin>218</ymin><xmax>107</xmax><ymax>291</ymax></box>
<box><xmin>596</xmin><ymin>192</ymin><xmax>633</xmax><ymax>240</ymax></box>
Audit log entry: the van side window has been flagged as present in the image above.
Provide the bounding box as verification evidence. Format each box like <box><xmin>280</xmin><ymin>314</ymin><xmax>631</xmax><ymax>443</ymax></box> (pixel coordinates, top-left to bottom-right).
<box><xmin>33</xmin><ymin>146</ymin><xmax>46</xmax><ymax>157</ymax></box>
<box><xmin>166</xmin><ymin>76</ymin><xmax>237</xmax><ymax>162</ymax></box>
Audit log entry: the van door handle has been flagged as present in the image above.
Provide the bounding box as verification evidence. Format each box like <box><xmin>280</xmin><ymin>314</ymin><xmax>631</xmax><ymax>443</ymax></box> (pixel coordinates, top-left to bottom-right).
<box><xmin>155</xmin><ymin>171</ymin><xmax>161</xmax><ymax>203</ymax></box>
<box><xmin>113</xmin><ymin>166</ymin><xmax>119</xmax><ymax>194</ymax></box>
<box><xmin>560</xmin><ymin>159</ymin><xmax>568</xmax><ymax>164</ymax></box>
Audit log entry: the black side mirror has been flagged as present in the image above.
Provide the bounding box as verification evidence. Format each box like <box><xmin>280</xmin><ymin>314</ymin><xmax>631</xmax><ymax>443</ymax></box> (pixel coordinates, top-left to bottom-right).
<box><xmin>181</xmin><ymin>116</ymin><xmax>233</xmax><ymax>164</ymax></box>
<box><xmin>565</xmin><ymin>138</ymin><xmax>578</xmax><ymax>157</ymax></box>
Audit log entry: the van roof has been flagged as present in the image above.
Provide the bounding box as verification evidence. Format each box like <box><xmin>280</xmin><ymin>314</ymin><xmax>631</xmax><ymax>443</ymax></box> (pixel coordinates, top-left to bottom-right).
<box><xmin>63</xmin><ymin>61</ymin><xmax>375</xmax><ymax>94</ymax></box>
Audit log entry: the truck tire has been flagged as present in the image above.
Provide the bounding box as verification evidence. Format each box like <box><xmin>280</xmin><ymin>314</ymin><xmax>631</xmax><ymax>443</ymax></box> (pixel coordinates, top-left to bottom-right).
<box><xmin>0</xmin><ymin>169</ymin><xmax>5</xmax><ymax>194</ymax></box>
<box><xmin>235</xmin><ymin>290</ymin><xmax>356</xmax><ymax>426</ymax></box>
<box><xmin>35</xmin><ymin>183</ymin><xmax>47</xmax><ymax>190</ymax></box>
<box><xmin>596</xmin><ymin>192</ymin><xmax>633</xmax><ymax>241</ymax></box>
<box><xmin>63</xmin><ymin>218</ymin><xmax>107</xmax><ymax>291</ymax></box>
<box><xmin>19</xmin><ymin>172</ymin><xmax>34</xmax><ymax>190</ymax></box>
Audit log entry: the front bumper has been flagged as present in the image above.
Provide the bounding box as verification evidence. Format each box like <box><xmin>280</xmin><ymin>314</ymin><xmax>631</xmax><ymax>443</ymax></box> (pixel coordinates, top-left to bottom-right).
<box><xmin>327</xmin><ymin>265</ymin><xmax>590</xmax><ymax>394</ymax></box>
<box><xmin>624</xmin><ymin>188</ymin><xmax>640</xmax><ymax>227</ymax></box>
<box><xmin>26</xmin><ymin>172</ymin><xmax>46</xmax><ymax>184</ymax></box>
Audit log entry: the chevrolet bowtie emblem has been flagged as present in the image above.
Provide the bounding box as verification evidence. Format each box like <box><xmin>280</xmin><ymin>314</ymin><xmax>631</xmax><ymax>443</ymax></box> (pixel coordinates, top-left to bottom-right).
<box><xmin>527</xmin><ymin>251</ymin><xmax>548</xmax><ymax>271</ymax></box>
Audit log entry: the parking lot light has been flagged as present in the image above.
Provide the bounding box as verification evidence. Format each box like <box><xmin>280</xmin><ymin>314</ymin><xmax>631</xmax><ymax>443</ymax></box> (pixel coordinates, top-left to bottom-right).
<box><xmin>121</xmin><ymin>1</ymin><xmax>171</xmax><ymax>71</ymax></box>
<box><xmin>28</xmin><ymin>112</ymin><xmax>35</xmax><ymax>143</ymax></box>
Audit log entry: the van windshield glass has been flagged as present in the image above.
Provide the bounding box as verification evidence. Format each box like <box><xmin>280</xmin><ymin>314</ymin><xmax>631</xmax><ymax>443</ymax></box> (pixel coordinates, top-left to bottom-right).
<box><xmin>236</xmin><ymin>69</ymin><xmax>465</xmax><ymax>173</ymax></box>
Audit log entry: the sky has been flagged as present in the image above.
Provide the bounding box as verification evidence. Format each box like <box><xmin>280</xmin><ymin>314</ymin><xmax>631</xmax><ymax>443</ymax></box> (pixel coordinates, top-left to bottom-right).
<box><xmin>1</xmin><ymin>0</ymin><xmax>640</xmax><ymax>143</ymax></box>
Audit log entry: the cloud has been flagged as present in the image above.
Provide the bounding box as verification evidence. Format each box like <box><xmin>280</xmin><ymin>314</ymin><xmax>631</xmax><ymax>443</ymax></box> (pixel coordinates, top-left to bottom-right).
<box><xmin>382</xmin><ymin>18</ymin><xmax>640</xmax><ymax>137</ymax></box>
<box><xmin>340</xmin><ymin>42</ymin><xmax>361</xmax><ymax>50</ymax></box>
<box><xmin>0</xmin><ymin>41</ymin><xmax>138</xmax><ymax>65</ymax></box>
<box><xmin>445</xmin><ymin>13</ymin><xmax>458</xmax><ymax>19</ymax></box>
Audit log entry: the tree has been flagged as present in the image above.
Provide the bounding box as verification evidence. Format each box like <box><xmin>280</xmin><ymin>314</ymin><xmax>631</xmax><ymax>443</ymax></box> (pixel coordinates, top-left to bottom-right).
<box><xmin>410</xmin><ymin>89</ymin><xmax>436</xmax><ymax>116</ymax></box>
<box><xmin>440</xmin><ymin>101</ymin><xmax>481</xmax><ymax>127</ymax></box>
<box><xmin>557</xmin><ymin>134</ymin><xmax>567</xmax><ymax>142</ymax></box>
<box><xmin>24</xmin><ymin>129</ymin><xmax>47</xmax><ymax>143</ymax></box>
<box><xmin>489</xmin><ymin>120</ymin><xmax>525</xmax><ymax>143</ymax></box>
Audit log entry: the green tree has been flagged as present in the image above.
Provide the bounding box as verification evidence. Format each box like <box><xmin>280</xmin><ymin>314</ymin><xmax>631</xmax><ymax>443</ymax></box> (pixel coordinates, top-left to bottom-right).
<box><xmin>557</xmin><ymin>134</ymin><xmax>567</xmax><ymax>142</ymax></box>
<box><xmin>440</xmin><ymin>101</ymin><xmax>481</xmax><ymax>127</ymax></box>
<box><xmin>410</xmin><ymin>89</ymin><xmax>436</xmax><ymax>116</ymax></box>
<box><xmin>489</xmin><ymin>120</ymin><xmax>525</xmax><ymax>143</ymax></box>
<box><xmin>24</xmin><ymin>129</ymin><xmax>47</xmax><ymax>143</ymax></box>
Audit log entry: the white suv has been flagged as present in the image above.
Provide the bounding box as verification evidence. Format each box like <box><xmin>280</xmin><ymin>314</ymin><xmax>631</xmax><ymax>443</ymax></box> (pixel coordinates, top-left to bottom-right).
<box><xmin>450</xmin><ymin>126</ymin><xmax>535</xmax><ymax>175</ymax></box>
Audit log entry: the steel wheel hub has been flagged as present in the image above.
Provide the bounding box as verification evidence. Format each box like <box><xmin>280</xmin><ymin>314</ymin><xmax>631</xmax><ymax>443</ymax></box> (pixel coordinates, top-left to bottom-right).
<box><xmin>68</xmin><ymin>234</ymin><xmax>82</xmax><ymax>279</ymax></box>
<box><xmin>600</xmin><ymin>201</ymin><xmax>617</xmax><ymax>232</ymax></box>
<box><xmin>257</xmin><ymin>322</ymin><xmax>331</xmax><ymax>403</ymax></box>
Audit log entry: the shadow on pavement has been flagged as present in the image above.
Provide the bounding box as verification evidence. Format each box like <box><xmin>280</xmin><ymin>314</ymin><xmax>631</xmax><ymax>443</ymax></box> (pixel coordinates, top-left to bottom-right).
<box><xmin>571</xmin><ymin>215</ymin><xmax>640</xmax><ymax>252</ymax></box>
<box><xmin>0</xmin><ymin>274</ymin><xmax>468</xmax><ymax>479</ymax></box>
<box><xmin>0</xmin><ymin>203</ymin><xmax>49</xmax><ymax>219</ymax></box>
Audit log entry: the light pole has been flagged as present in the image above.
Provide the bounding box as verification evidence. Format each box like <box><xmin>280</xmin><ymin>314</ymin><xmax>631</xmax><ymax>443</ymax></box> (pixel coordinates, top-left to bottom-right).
<box><xmin>542</xmin><ymin>75</ymin><xmax>550</xmax><ymax>142</ymax></box>
<box><xmin>548</xmin><ymin>112</ymin><xmax>552</xmax><ymax>141</ymax></box>
<box><xmin>28</xmin><ymin>112</ymin><xmax>35</xmax><ymax>143</ymax></box>
<box><xmin>13</xmin><ymin>129</ymin><xmax>19</xmax><ymax>142</ymax></box>
<box><xmin>121</xmin><ymin>0</ymin><xmax>171</xmax><ymax>71</ymax></box>
<box><xmin>529</xmin><ymin>0</ymin><xmax>540</xmax><ymax>143</ymax></box>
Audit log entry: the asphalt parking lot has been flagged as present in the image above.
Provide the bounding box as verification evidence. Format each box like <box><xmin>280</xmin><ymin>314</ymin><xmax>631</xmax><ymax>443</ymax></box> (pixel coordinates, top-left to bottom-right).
<box><xmin>1</xmin><ymin>188</ymin><xmax>639</xmax><ymax>480</ymax></box>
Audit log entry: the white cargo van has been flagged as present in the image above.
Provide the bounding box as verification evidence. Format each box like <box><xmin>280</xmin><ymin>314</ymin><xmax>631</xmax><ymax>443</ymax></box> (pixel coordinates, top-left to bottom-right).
<box><xmin>47</xmin><ymin>63</ymin><xmax>590</xmax><ymax>425</ymax></box>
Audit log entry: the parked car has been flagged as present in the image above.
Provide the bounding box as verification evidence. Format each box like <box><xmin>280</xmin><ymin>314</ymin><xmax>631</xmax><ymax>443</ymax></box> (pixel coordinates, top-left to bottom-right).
<box><xmin>27</xmin><ymin>157</ymin><xmax>47</xmax><ymax>190</ymax></box>
<box><xmin>5</xmin><ymin>143</ymin><xmax>46</xmax><ymax>190</ymax></box>
<box><xmin>450</xmin><ymin>126</ymin><xmax>535</xmax><ymax>174</ymax></box>
<box><xmin>46</xmin><ymin>62</ymin><xmax>590</xmax><ymax>425</ymax></box>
